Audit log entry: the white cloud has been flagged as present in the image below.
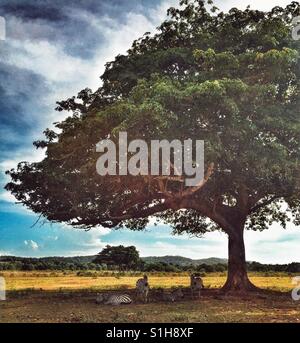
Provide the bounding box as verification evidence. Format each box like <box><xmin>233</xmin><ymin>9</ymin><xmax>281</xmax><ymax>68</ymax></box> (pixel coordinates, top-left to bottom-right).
<box><xmin>77</xmin><ymin>227</ymin><xmax>111</xmax><ymax>253</ymax></box>
<box><xmin>7</xmin><ymin>39</ymin><xmax>91</xmax><ymax>83</ymax></box>
<box><xmin>0</xmin><ymin>148</ymin><xmax>46</xmax><ymax>212</ymax></box>
<box><xmin>24</xmin><ymin>240</ymin><xmax>39</xmax><ymax>250</ymax></box>
<box><xmin>118</xmin><ymin>229</ymin><xmax>228</xmax><ymax>259</ymax></box>
<box><xmin>53</xmin><ymin>224</ymin><xmax>111</xmax><ymax>256</ymax></box>
<box><xmin>216</xmin><ymin>0</ymin><xmax>292</xmax><ymax>12</ymax></box>
<box><xmin>128</xmin><ymin>222</ymin><xmax>300</xmax><ymax>264</ymax></box>
<box><xmin>51</xmin><ymin>220</ymin><xmax>300</xmax><ymax>263</ymax></box>
<box><xmin>46</xmin><ymin>235</ymin><xmax>59</xmax><ymax>241</ymax></box>
<box><xmin>59</xmin><ymin>223</ymin><xmax>111</xmax><ymax>236</ymax></box>
<box><xmin>0</xmin><ymin>191</ymin><xmax>16</xmax><ymax>203</ymax></box>
<box><xmin>149</xmin><ymin>0</ymin><xmax>179</xmax><ymax>22</ymax></box>
<box><xmin>0</xmin><ymin>146</ymin><xmax>45</xmax><ymax>172</ymax></box>
<box><xmin>245</xmin><ymin>223</ymin><xmax>300</xmax><ymax>264</ymax></box>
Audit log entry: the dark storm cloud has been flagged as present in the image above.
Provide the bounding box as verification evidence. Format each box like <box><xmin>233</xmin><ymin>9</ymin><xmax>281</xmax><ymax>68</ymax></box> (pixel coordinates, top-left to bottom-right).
<box><xmin>0</xmin><ymin>3</ymin><xmax>66</xmax><ymax>22</ymax></box>
<box><xmin>0</xmin><ymin>0</ymin><xmax>168</xmax><ymax>157</ymax></box>
<box><xmin>0</xmin><ymin>0</ymin><xmax>170</xmax><ymax>165</ymax></box>
<box><xmin>0</xmin><ymin>63</ymin><xmax>48</xmax><ymax>123</ymax></box>
<box><xmin>0</xmin><ymin>0</ymin><xmax>164</xmax><ymax>59</ymax></box>
<box><xmin>1</xmin><ymin>1</ymin><xmax>101</xmax><ymax>59</ymax></box>
<box><xmin>0</xmin><ymin>62</ymin><xmax>50</xmax><ymax>156</ymax></box>
<box><xmin>0</xmin><ymin>0</ymin><xmax>176</xmax><ymax>163</ymax></box>
<box><xmin>0</xmin><ymin>0</ymin><xmax>163</xmax><ymax>21</ymax></box>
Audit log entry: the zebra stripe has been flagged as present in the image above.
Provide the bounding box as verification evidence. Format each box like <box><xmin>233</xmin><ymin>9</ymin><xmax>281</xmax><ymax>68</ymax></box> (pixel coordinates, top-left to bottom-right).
<box><xmin>136</xmin><ymin>275</ymin><xmax>149</xmax><ymax>303</ymax></box>
<box><xmin>104</xmin><ymin>294</ymin><xmax>132</xmax><ymax>306</ymax></box>
<box><xmin>190</xmin><ymin>274</ymin><xmax>203</xmax><ymax>298</ymax></box>
<box><xmin>96</xmin><ymin>293</ymin><xmax>132</xmax><ymax>305</ymax></box>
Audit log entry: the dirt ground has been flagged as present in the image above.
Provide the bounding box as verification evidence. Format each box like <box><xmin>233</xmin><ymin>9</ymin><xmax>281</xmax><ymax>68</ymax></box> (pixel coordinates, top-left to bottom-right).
<box><xmin>1</xmin><ymin>289</ymin><xmax>299</xmax><ymax>323</ymax></box>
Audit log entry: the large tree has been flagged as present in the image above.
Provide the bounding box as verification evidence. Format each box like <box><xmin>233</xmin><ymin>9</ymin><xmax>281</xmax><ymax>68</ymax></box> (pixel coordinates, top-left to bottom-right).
<box><xmin>6</xmin><ymin>0</ymin><xmax>300</xmax><ymax>292</ymax></box>
<box><xmin>94</xmin><ymin>245</ymin><xmax>142</xmax><ymax>270</ymax></box>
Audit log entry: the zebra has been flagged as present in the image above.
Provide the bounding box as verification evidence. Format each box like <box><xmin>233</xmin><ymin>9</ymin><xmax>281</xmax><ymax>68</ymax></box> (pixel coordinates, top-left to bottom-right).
<box><xmin>150</xmin><ymin>287</ymin><xmax>184</xmax><ymax>302</ymax></box>
<box><xmin>172</xmin><ymin>287</ymin><xmax>184</xmax><ymax>300</ymax></box>
<box><xmin>96</xmin><ymin>293</ymin><xmax>132</xmax><ymax>306</ymax></box>
<box><xmin>190</xmin><ymin>273</ymin><xmax>204</xmax><ymax>299</ymax></box>
<box><xmin>162</xmin><ymin>288</ymin><xmax>184</xmax><ymax>302</ymax></box>
<box><xmin>136</xmin><ymin>275</ymin><xmax>149</xmax><ymax>303</ymax></box>
<box><xmin>162</xmin><ymin>291</ymin><xmax>175</xmax><ymax>302</ymax></box>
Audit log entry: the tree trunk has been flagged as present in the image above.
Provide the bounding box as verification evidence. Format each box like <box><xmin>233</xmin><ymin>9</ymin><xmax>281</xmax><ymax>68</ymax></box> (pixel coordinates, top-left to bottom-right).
<box><xmin>221</xmin><ymin>225</ymin><xmax>258</xmax><ymax>293</ymax></box>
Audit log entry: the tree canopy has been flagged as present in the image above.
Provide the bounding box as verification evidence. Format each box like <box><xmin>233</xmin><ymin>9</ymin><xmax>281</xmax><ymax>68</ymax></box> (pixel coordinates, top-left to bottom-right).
<box><xmin>5</xmin><ymin>0</ymin><xmax>300</xmax><ymax>291</ymax></box>
<box><xmin>93</xmin><ymin>245</ymin><xmax>142</xmax><ymax>270</ymax></box>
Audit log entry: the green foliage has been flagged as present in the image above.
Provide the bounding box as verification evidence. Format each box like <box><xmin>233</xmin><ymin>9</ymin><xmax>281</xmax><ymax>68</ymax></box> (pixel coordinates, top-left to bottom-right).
<box><xmin>5</xmin><ymin>1</ymin><xmax>300</xmax><ymax>238</ymax></box>
<box><xmin>93</xmin><ymin>245</ymin><xmax>143</xmax><ymax>270</ymax></box>
<box><xmin>1</xmin><ymin>254</ymin><xmax>300</xmax><ymax>273</ymax></box>
<box><xmin>0</xmin><ymin>255</ymin><xmax>104</xmax><ymax>271</ymax></box>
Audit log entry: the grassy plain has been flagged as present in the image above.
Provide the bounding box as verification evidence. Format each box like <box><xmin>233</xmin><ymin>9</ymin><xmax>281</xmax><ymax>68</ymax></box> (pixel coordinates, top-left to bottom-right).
<box><xmin>1</xmin><ymin>270</ymin><xmax>295</xmax><ymax>292</ymax></box>
<box><xmin>0</xmin><ymin>271</ymin><xmax>299</xmax><ymax>323</ymax></box>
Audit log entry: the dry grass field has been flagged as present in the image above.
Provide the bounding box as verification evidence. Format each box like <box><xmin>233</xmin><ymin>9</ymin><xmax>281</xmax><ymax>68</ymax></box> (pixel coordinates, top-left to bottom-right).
<box><xmin>1</xmin><ymin>271</ymin><xmax>295</xmax><ymax>292</ymax></box>
<box><xmin>0</xmin><ymin>271</ymin><xmax>299</xmax><ymax>323</ymax></box>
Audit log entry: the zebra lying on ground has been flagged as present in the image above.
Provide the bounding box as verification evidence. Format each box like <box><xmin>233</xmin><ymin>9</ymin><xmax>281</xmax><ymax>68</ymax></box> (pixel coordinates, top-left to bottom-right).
<box><xmin>171</xmin><ymin>288</ymin><xmax>184</xmax><ymax>300</ymax></box>
<box><xmin>96</xmin><ymin>293</ymin><xmax>132</xmax><ymax>306</ymax></box>
<box><xmin>150</xmin><ymin>287</ymin><xmax>184</xmax><ymax>302</ymax></box>
<box><xmin>136</xmin><ymin>275</ymin><xmax>149</xmax><ymax>303</ymax></box>
<box><xmin>162</xmin><ymin>288</ymin><xmax>184</xmax><ymax>302</ymax></box>
<box><xmin>190</xmin><ymin>273</ymin><xmax>204</xmax><ymax>299</ymax></box>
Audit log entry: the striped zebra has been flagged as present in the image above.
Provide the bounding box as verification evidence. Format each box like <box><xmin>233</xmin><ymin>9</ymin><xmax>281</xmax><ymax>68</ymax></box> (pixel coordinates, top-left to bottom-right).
<box><xmin>96</xmin><ymin>293</ymin><xmax>132</xmax><ymax>306</ymax></box>
<box><xmin>190</xmin><ymin>274</ymin><xmax>204</xmax><ymax>299</ymax></box>
<box><xmin>136</xmin><ymin>275</ymin><xmax>149</xmax><ymax>303</ymax></box>
<box><xmin>162</xmin><ymin>288</ymin><xmax>184</xmax><ymax>302</ymax></box>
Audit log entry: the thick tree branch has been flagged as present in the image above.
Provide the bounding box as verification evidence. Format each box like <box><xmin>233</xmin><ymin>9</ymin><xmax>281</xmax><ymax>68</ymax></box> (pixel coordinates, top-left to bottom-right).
<box><xmin>249</xmin><ymin>195</ymin><xmax>280</xmax><ymax>214</ymax></box>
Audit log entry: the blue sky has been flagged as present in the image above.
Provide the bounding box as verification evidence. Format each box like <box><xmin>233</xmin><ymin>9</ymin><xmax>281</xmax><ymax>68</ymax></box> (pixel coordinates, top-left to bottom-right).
<box><xmin>0</xmin><ymin>0</ymin><xmax>300</xmax><ymax>263</ymax></box>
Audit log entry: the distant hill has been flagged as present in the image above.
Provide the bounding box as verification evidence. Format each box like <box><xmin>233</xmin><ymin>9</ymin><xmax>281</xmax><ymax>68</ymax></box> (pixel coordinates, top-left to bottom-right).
<box><xmin>142</xmin><ymin>256</ymin><xmax>227</xmax><ymax>266</ymax></box>
<box><xmin>1</xmin><ymin>255</ymin><xmax>300</xmax><ymax>273</ymax></box>
<box><xmin>0</xmin><ymin>255</ymin><xmax>227</xmax><ymax>266</ymax></box>
<box><xmin>0</xmin><ymin>255</ymin><xmax>96</xmax><ymax>264</ymax></box>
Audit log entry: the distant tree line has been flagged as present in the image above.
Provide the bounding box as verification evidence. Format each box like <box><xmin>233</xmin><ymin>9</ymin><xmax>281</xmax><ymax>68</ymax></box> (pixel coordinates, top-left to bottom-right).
<box><xmin>0</xmin><ymin>256</ymin><xmax>102</xmax><ymax>271</ymax></box>
<box><xmin>143</xmin><ymin>261</ymin><xmax>300</xmax><ymax>273</ymax></box>
<box><xmin>142</xmin><ymin>262</ymin><xmax>227</xmax><ymax>273</ymax></box>
<box><xmin>1</xmin><ymin>254</ymin><xmax>300</xmax><ymax>273</ymax></box>
<box><xmin>247</xmin><ymin>261</ymin><xmax>300</xmax><ymax>273</ymax></box>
